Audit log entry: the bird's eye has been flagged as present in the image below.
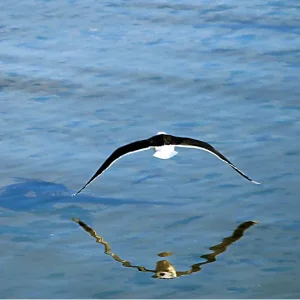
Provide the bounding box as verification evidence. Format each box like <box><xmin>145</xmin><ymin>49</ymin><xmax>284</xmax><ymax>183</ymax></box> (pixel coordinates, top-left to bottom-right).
<box><xmin>160</xmin><ymin>272</ymin><xmax>165</xmax><ymax>276</ymax></box>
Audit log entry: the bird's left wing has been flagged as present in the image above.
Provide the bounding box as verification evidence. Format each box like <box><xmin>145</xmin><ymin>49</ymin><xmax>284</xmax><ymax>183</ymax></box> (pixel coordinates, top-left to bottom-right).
<box><xmin>73</xmin><ymin>139</ymin><xmax>151</xmax><ymax>196</ymax></box>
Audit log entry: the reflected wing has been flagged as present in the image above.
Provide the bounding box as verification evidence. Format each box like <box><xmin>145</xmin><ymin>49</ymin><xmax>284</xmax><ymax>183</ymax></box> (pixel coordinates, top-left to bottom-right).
<box><xmin>172</xmin><ymin>136</ymin><xmax>259</xmax><ymax>184</ymax></box>
<box><xmin>73</xmin><ymin>218</ymin><xmax>155</xmax><ymax>274</ymax></box>
<box><xmin>175</xmin><ymin>220</ymin><xmax>259</xmax><ymax>278</ymax></box>
<box><xmin>73</xmin><ymin>139</ymin><xmax>151</xmax><ymax>195</ymax></box>
<box><xmin>202</xmin><ymin>220</ymin><xmax>259</xmax><ymax>262</ymax></box>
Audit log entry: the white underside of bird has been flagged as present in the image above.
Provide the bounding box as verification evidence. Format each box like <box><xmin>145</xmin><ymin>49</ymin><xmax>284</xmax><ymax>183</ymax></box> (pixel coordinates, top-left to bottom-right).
<box><xmin>153</xmin><ymin>131</ymin><xmax>178</xmax><ymax>160</ymax></box>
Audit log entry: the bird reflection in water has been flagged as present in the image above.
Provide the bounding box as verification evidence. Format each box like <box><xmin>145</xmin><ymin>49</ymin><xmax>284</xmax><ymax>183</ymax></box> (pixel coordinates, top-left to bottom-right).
<box><xmin>73</xmin><ymin>218</ymin><xmax>258</xmax><ymax>279</ymax></box>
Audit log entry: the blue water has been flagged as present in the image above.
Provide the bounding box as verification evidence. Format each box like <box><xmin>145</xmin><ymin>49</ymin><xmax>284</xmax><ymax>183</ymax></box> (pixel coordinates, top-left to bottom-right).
<box><xmin>1</xmin><ymin>0</ymin><xmax>300</xmax><ymax>298</ymax></box>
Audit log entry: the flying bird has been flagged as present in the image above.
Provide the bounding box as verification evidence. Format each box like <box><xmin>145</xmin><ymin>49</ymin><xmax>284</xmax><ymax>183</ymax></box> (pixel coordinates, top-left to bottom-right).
<box><xmin>73</xmin><ymin>132</ymin><xmax>259</xmax><ymax>196</ymax></box>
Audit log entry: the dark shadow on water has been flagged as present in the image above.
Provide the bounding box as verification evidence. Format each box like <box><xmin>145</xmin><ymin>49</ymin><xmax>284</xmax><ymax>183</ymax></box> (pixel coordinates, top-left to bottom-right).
<box><xmin>0</xmin><ymin>178</ymin><xmax>178</xmax><ymax>212</ymax></box>
<box><xmin>73</xmin><ymin>219</ymin><xmax>259</xmax><ymax>279</ymax></box>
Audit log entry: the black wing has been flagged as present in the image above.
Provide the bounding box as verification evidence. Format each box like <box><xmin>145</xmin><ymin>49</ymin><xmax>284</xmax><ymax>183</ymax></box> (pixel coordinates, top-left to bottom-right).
<box><xmin>73</xmin><ymin>139</ymin><xmax>151</xmax><ymax>196</ymax></box>
<box><xmin>172</xmin><ymin>136</ymin><xmax>259</xmax><ymax>184</ymax></box>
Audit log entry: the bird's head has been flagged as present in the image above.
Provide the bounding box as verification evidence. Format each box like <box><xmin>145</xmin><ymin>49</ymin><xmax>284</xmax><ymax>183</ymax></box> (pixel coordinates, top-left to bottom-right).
<box><xmin>152</xmin><ymin>260</ymin><xmax>177</xmax><ymax>279</ymax></box>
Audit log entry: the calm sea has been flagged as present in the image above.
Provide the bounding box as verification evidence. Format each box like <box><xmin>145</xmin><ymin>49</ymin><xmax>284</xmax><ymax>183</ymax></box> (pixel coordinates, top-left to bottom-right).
<box><xmin>1</xmin><ymin>0</ymin><xmax>300</xmax><ymax>298</ymax></box>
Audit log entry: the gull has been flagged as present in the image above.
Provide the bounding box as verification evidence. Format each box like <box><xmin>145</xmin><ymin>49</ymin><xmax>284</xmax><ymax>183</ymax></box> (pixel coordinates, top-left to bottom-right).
<box><xmin>73</xmin><ymin>132</ymin><xmax>259</xmax><ymax>196</ymax></box>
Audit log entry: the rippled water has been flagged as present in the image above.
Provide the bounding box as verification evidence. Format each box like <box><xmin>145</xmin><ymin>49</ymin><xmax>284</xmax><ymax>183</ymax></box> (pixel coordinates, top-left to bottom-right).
<box><xmin>1</xmin><ymin>0</ymin><xmax>300</xmax><ymax>298</ymax></box>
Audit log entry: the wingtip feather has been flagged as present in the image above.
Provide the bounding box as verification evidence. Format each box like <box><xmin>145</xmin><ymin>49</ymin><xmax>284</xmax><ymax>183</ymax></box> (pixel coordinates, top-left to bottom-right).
<box><xmin>252</xmin><ymin>180</ymin><xmax>261</xmax><ymax>185</ymax></box>
<box><xmin>252</xmin><ymin>220</ymin><xmax>260</xmax><ymax>224</ymax></box>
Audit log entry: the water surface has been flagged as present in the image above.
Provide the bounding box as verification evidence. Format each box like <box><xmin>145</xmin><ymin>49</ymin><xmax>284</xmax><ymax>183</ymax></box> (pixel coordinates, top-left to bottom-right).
<box><xmin>1</xmin><ymin>0</ymin><xmax>300</xmax><ymax>298</ymax></box>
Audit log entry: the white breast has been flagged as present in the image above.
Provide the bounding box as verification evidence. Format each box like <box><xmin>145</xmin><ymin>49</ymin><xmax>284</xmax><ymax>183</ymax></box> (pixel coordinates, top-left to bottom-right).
<box><xmin>153</xmin><ymin>145</ymin><xmax>178</xmax><ymax>160</ymax></box>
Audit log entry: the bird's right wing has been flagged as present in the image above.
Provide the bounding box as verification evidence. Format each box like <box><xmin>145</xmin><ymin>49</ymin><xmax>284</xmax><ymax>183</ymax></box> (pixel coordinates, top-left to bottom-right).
<box><xmin>172</xmin><ymin>136</ymin><xmax>260</xmax><ymax>184</ymax></box>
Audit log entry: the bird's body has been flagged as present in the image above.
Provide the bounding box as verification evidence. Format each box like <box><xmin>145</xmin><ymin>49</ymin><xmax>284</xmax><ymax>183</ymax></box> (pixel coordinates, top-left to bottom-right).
<box><xmin>73</xmin><ymin>132</ymin><xmax>259</xmax><ymax>196</ymax></box>
<box><xmin>152</xmin><ymin>131</ymin><xmax>178</xmax><ymax>159</ymax></box>
<box><xmin>153</xmin><ymin>145</ymin><xmax>178</xmax><ymax>159</ymax></box>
